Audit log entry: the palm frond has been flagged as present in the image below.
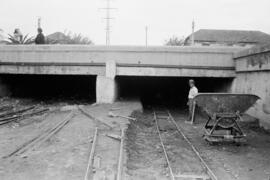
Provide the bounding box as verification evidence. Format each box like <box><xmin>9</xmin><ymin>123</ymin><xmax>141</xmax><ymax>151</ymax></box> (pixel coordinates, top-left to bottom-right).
<box><xmin>6</xmin><ymin>33</ymin><xmax>34</xmax><ymax>44</ymax></box>
<box><xmin>8</xmin><ymin>37</ymin><xmax>20</xmax><ymax>44</ymax></box>
<box><xmin>22</xmin><ymin>34</ymin><xmax>28</xmax><ymax>43</ymax></box>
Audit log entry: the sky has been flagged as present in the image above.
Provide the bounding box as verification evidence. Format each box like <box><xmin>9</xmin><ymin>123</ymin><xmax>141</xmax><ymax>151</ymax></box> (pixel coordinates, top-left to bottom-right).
<box><xmin>0</xmin><ymin>0</ymin><xmax>270</xmax><ymax>45</ymax></box>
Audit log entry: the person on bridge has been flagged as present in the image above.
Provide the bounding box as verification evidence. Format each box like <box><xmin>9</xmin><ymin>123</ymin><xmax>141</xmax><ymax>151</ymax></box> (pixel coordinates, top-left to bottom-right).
<box><xmin>13</xmin><ymin>28</ymin><xmax>23</xmax><ymax>42</ymax></box>
<box><xmin>186</xmin><ymin>79</ymin><xmax>198</xmax><ymax>124</ymax></box>
<box><xmin>35</xmin><ymin>28</ymin><xmax>45</xmax><ymax>44</ymax></box>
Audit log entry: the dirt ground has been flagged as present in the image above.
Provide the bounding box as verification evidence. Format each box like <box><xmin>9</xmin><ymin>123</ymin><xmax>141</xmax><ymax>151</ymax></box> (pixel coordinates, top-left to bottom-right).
<box><xmin>1</xmin><ymin>97</ymin><xmax>270</xmax><ymax>180</ymax></box>
<box><xmin>125</xmin><ymin>110</ymin><xmax>168</xmax><ymax>180</ymax></box>
<box><xmin>0</xmin><ymin>98</ymin><xmax>142</xmax><ymax>180</ymax></box>
<box><xmin>171</xmin><ymin>109</ymin><xmax>270</xmax><ymax>180</ymax></box>
<box><xmin>125</xmin><ymin>108</ymin><xmax>270</xmax><ymax>180</ymax></box>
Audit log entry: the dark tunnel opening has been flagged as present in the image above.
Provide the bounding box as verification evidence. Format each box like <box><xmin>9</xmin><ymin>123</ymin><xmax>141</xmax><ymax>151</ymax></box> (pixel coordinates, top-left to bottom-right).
<box><xmin>0</xmin><ymin>75</ymin><xmax>234</xmax><ymax>106</ymax></box>
<box><xmin>116</xmin><ymin>76</ymin><xmax>233</xmax><ymax>108</ymax></box>
<box><xmin>0</xmin><ymin>74</ymin><xmax>96</xmax><ymax>104</ymax></box>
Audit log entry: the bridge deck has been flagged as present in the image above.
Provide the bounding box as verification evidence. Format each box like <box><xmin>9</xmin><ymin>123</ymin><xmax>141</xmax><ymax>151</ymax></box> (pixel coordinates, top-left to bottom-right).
<box><xmin>0</xmin><ymin>45</ymin><xmax>243</xmax><ymax>77</ymax></box>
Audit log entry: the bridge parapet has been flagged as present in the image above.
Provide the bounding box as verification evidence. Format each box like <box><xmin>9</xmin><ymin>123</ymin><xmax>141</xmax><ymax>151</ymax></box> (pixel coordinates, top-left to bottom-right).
<box><xmin>234</xmin><ymin>44</ymin><xmax>270</xmax><ymax>72</ymax></box>
<box><xmin>0</xmin><ymin>45</ymin><xmax>242</xmax><ymax>77</ymax></box>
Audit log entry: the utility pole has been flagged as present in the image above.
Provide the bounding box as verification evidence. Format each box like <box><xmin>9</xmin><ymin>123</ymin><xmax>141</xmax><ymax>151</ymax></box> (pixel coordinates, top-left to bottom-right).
<box><xmin>191</xmin><ymin>19</ymin><xmax>195</xmax><ymax>45</ymax></box>
<box><xmin>100</xmin><ymin>0</ymin><xmax>116</xmax><ymax>46</ymax></box>
<box><xmin>105</xmin><ymin>0</ymin><xmax>110</xmax><ymax>45</ymax></box>
<box><xmin>145</xmin><ymin>26</ymin><xmax>148</xmax><ymax>46</ymax></box>
<box><xmin>37</xmin><ymin>17</ymin><xmax>41</xmax><ymax>28</ymax></box>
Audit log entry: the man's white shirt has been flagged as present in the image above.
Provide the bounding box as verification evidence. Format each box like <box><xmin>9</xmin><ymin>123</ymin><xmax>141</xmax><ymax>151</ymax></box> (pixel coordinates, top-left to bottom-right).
<box><xmin>188</xmin><ymin>86</ymin><xmax>198</xmax><ymax>99</ymax></box>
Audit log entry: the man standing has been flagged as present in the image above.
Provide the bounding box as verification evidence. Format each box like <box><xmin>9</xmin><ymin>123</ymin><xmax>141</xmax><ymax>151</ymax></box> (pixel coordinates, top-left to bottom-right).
<box><xmin>35</xmin><ymin>28</ymin><xmax>45</xmax><ymax>44</ymax></box>
<box><xmin>13</xmin><ymin>28</ymin><xmax>23</xmax><ymax>42</ymax></box>
<box><xmin>186</xmin><ymin>79</ymin><xmax>198</xmax><ymax>123</ymax></box>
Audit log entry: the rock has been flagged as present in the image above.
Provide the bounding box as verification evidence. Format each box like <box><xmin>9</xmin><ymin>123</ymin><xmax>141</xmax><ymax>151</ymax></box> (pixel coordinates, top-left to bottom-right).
<box><xmin>60</xmin><ymin>105</ymin><xmax>77</xmax><ymax>111</ymax></box>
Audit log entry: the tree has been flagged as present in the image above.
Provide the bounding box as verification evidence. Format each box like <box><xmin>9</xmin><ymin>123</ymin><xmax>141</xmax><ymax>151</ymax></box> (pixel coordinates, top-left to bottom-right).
<box><xmin>64</xmin><ymin>31</ymin><xmax>94</xmax><ymax>45</ymax></box>
<box><xmin>0</xmin><ymin>29</ymin><xmax>4</xmax><ymax>40</ymax></box>
<box><xmin>165</xmin><ymin>36</ymin><xmax>185</xmax><ymax>46</ymax></box>
<box><xmin>46</xmin><ymin>31</ymin><xmax>94</xmax><ymax>45</ymax></box>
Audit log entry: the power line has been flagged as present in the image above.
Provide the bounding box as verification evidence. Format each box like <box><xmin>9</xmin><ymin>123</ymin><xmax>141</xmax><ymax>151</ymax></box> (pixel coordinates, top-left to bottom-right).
<box><xmin>100</xmin><ymin>0</ymin><xmax>117</xmax><ymax>45</ymax></box>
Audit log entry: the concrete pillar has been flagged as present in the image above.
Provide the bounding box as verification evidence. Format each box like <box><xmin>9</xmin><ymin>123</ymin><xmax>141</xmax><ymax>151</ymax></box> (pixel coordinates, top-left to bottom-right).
<box><xmin>96</xmin><ymin>76</ymin><xmax>118</xmax><ymax>103</ymax></box>
<box><xmin>96</xmin><ymin>61</ymin><xmax>118</xmax><ymax>104</ymax></box>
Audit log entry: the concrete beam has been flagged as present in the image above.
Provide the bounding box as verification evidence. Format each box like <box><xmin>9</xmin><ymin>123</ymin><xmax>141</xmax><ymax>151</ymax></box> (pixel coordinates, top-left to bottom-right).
<box><xmin>0</xmin><ymin>63</ymin><xmax>105</xmax><ymax>75</ymax></box>
<box><xmin>117</xmin><ymin>67</ymin><xmax>235</xmax><ymax>77</ymax></box>
<box><xmin>0</xmin><ymin>45</ymin><xmax>242</xmax><ymax>77</ymax></box>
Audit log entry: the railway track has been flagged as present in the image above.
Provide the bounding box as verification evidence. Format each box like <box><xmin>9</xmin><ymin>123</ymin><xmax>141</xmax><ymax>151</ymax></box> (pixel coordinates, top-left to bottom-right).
<box><xmin>84</xmin><ymin>125</ymin><xmax>126</xmax><ymax>180</ymax></box>
<box><xmin>3</xmin><ymin>105</ymin><xmax>126</xmax><ymax>180</ymax></box>
<box><xmin>153</xmin><ymin>108</ymin><xmax>218</xmax><ymax>180</ymax></box>
<box><xmin>3</xmin><ymin>110</ymin><xmax>75</xmax><ymax>159</ymax></box>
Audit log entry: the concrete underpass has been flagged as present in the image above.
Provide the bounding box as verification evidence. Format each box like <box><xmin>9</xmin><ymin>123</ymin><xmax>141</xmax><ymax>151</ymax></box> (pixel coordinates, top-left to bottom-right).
<box><xmin>0</xmin><ymin>45</ymin><xmax>269</xmax><ymax>180</ymax></box>
<box><xmin>0</xmin><ymin>74</ymin><xmax>96</xmax><ymax>103</ymax></box>
<box><xmin>0</xmin><ymin>74</ymin><xmax>234</xmax><ymax>108</ymax></box>
<box><xmin>116</xmin><ymin>76</ymin><xmax>233</xmax><ymax>107</ymax></box>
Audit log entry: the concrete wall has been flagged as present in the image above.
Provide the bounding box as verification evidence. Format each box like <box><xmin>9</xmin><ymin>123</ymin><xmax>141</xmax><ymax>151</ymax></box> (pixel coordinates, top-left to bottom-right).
<box><xmin>233</xmin><ymin>44</ymin><xmax>270</xmax><ymax>129</ymax></box>
<box><xmin>0</xmin><ymin>45</ymin><xmax>242</xmax><ymax>77</ymax></box>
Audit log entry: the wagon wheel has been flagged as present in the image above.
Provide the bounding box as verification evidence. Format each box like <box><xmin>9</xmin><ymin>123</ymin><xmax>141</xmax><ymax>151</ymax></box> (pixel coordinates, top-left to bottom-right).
<box><xmin>217</xmin><ymin>117</ymin><xmax>236</xmax><ymax>129</ymax></box>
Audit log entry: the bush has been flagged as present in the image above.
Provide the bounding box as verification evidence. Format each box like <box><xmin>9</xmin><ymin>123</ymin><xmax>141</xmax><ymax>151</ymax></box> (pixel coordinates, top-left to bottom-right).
<box><xmin>165</xmin><ymin>36</ymin><xmax>185</xmax><ymax>46</ymax></box>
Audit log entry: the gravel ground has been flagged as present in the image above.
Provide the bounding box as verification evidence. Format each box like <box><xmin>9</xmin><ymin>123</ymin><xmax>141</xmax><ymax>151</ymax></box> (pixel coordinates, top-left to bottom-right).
<box><xmin>171</xmin><ymin>109</ymin><xmax>270</xmax><ymax>180</ymax></box>
<box><xmin>125</xmin><ymin>108</ymin><xmax>270</xmax><ymax>180</ymax></box>
<box><xmin>1</xmin><ymin>98</ymin><xmax>269</xmax><ymax>180</ymax></box>
<box><xmin>0</xmin><ymin>99</ymin><xmax>142</xmax><ymax>180</ymax></box>
<box><xmin>125</xmin><ymin>110</ymin><xmax>169</xmax><ymax>180</ymax></box>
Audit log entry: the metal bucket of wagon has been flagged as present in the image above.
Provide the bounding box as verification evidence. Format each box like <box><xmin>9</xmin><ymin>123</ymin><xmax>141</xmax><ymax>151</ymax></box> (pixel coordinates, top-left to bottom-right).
<box><xmin>193</xmin><ymin>93</ymin><xmax>260</xmax><ymax>144</ymax></box>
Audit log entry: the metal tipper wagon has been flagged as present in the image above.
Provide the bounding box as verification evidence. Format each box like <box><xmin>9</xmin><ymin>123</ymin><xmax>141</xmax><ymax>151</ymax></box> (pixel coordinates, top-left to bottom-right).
<box><xmin>193</xmin><ymin>93</ymin><xmax>260</xmax><ymax>144</ymax></box>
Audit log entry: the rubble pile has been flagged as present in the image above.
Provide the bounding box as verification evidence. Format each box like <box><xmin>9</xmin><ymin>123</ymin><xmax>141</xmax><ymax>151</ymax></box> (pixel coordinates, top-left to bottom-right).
<box><xmin>0</xmin><ymin>98</ymin><xmax>49</xmax><ymax>126</ymax></box>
